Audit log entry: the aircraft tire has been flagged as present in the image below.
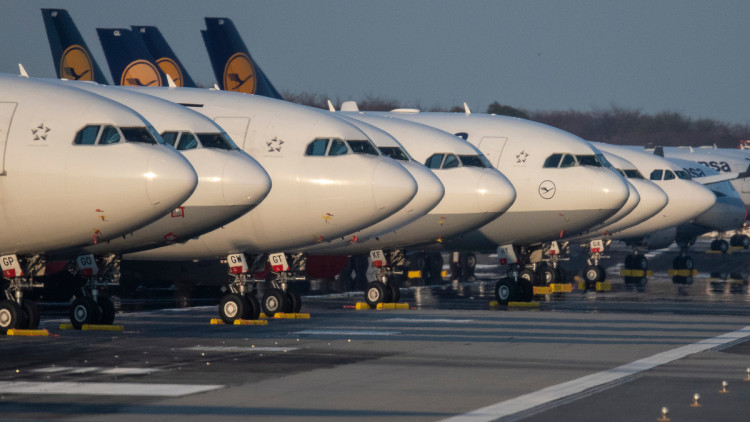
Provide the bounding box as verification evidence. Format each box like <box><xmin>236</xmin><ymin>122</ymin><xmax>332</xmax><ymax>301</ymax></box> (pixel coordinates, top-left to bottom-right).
<box><xmin>387</xmin><ymin>280</ymin><xmax>401</xmax><ymax>304</ymax></box>
<box><xmin>21</xmin><ymin>300</ymin><xmax>40</xmax><ymax>330</ymax></box>
<box><xmin>364</xmin><ymin>281</ymin><xmax>389</xmax><ymax>307</ymax></box>
<box><xmin>243</xmin><ymin>293</ymin><xmax>261</xmax><ymax>320</ymax></box>
<box><xmin>519</xmin><ymin>279</ymin><xmax>534</xmax><ymax>302</ymax></box>
<box><xmin>494</xmin><ymin>278</ymin><xmax>514</xmax><ymax>305</ymax></box>
<box><xmin>717</xmin><ymin>239</ymin><xmax>729</xmax><ymax>254</ymax></box>
<box><xmin>262</xmin><ymin>289</ymin><xmax>290</xmax><ymax>316</ymax></box>
<box><xmin>540</xmin><ymin>267</ymin><xmax>559</xmax><ymax>285</ymax></box>
<box><xmin>286</xmin><ymin>287</ymin><xmax>302</xmax><ymax>313</ymax></box>
<box><xmin>0</xmin><ymin>300</ymin><xmax>26</xmax><ymax>333</ymax></box>
<box><xmin>219</xmin><ymin>293</ymin><xmax>248</xmax><ymax>324</ymax></box>
<box><xmin>519</xmin><ymin>269</ymin><xmax>540</xmax><ymax>286</ymax></box>
<box><xmin>583</xmin><ymin>265</ymin><xmax>603</xmax><ymax>288</ymax></box>
<box><xmin>743</xmin><ymin>236</ymin><xmax>750</xmax><ymax>249</ymax></box>
<box><xmin>632</xmin><ymin>255</ymin><xmax>648</xmax><ymax>270</ymax></box>
<box><xmin>70</xmin><ymin>297</ymin><xmax>101</xmax><ymax>329</ymax></box>
<box><xmin>97</xmin><ymin>296</ymin><xmax>115</xmax><ymax>325</ymax></box>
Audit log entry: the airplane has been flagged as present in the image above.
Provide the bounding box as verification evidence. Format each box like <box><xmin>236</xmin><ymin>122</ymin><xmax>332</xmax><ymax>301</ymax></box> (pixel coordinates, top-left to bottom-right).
<box><xmin>42</xmin><ymin>9</ymin><xmax>109</xmax><ymax>85</ymax></box>
<box><xmin>0</xmin><ymin>73</ymin><xmax>197</xmax><ymax>332</ymax></box>
<box><xmin>131</xmin><ymin>25</ymin><xmax>197</xmax><ymax>87</ymax></box>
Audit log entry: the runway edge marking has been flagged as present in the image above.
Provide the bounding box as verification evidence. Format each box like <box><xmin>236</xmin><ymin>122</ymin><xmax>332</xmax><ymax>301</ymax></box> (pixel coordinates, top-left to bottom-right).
<box><xmin>0</xmin><ymin>381</ymin><xmax>223</xmax><ymax>397</ymax></box>
<box><xmin>439</xmin><ymin>326</ymin><xmax>750</xmax><ymax>422</ymax></box>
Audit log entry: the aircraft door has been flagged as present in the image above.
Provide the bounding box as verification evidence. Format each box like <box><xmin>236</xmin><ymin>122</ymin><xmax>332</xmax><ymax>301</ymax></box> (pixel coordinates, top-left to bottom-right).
<box><xmin>477</xmin><ymin>136</ymin><xmax>508</xmax><ymax>168</ymax></box>
<box><xmin>0</xmin><ymin>103</ymin><xmax>17</xmax><ymax>176</ymax></box>
<box><xmin>214</xmin><ymin>117</ymin><xmax>250</xmax><ymax>149</ymax></box>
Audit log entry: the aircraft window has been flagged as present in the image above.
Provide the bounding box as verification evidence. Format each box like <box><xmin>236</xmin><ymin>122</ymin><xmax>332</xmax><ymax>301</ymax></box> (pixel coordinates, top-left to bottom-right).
<box><xmin>596</xmin><ymin>154</ymin><xmax>612</xmax><ymax>168</ymax></box>
<box><xmin>347</xmin><ymin>140</ymin><xmax>379</xmax><ymax>156</ymax></box>
<box><xmin>161</xmin><ymin>132</ymin><xmax>178</xmax><ymax>147</ymax></box>
<box><xmin>663</xmin><ymin>170</ymin><xmax>676</xmax><ymax>180</ymax></box>
<box><xmin>650</xmin><ymin>169</ymin><xmax>664</xmax><ymax>180</ymax></box>
<box><xmin>442</xmin><ymin>154</ymin><xmax>459</xmax><ymax>169</ymax></box>
<box><xmin>176</xmin><ymin>133</ymin><xmax>199</xmax><ymax>151</ymax></box>
<box><xmin>379</xmin><ymin>147</ymin><xmax>409</xmax><ymax>161</ymax></box>
<box><xmin>121</xmin><ymin>127</ymin><xmax>158</xmax><ymax>144</ymax></box>
<box><xmin>623</xmin><ymin>169</ymin><xmax>644</xmax><ymax>179</ymax></box>
<box><xmin>560</xmin><ymin>154</ymin><xmax>577</xmax><ymax>168</ymax></box>
<box><xmin>576</xmin><ymin>155</ymin><xmax>602</xmax><ymax>167</ymax></box>
<box><xmin>459</xmin><ymin>155</ymin><xmax>491</xmax><ymax>168</ymax></box>
<box><xmin>328</xmin><ymin>139</ymin><xmax>349</xmax><ymax>156</ymax></box>
<box><xmin>99</xmin><ymin>126</ymin><xmax>121</xmax><ymax>145</ymax></box>
<box><xmin>305</xmin><ymin>138</ymin><xmax>329</xmax><ymax>156</ymax></box>
<box><xmin>198</xmin><ymin>133</ymin><xmax>236</xmax><ymax>150</ymax></box>
<box><xmin>543</xmin><ymin>154</ymin><xmax>562</xmax><ymax>168</ymax></box>
<box><xmin>425</xmin><ymin>154</ymin><xmax>445</xmax><ymax>169</ymax></box>
<box><xmin>73</xmin><ymin>125</ymin><xmax>100</xmax><ymax>145</ymax></box>
<box><xmin>675</xmin><ymin>170</ymin><xmax>691</xmax><ymax>180</ymax></box>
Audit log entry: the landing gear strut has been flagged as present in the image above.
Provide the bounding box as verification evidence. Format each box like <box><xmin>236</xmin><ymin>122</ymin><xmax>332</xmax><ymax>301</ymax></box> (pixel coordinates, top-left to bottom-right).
<box><xmin>0</xmin><ymin>254</ymin><xmax>45</xmax><ymax>333</ymax></box>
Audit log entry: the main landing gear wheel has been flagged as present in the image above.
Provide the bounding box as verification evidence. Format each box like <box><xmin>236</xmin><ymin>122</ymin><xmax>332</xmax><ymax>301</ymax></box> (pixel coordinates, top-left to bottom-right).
<box><xmin>494</xmin><ymin>278</ymin><xmax>514</xmax><ymax>305</ymax></box>
<box><xmin>97</xmin><ymin>296</ymin><xmax>115</xmax><ymax>325</ymax></box>
<box><xmin>539</xmin><ymin>266</ymin><xmax>559</xmax><ymax>285</ymax></box>
<box><xmin>387</xmin><ymin>280</ymin><xmax>401</xmax><ymax>304</ymax></box>
<box><xmin>583</xmin><ymin>265</ymin><xmax>605</xmax><ymax>290</ymax></box>
<box><xmin>219</xmin><ymin>293</ymin><xmax>249</xmax><ymax>324</ymax></box>
<box><xmin>244</xmin><ymin>293</ymin><xmax>261</xmax><ymax>320</ymax></box>
<box><xmin>0</xmin><ymin>300</ymin><xmax>26</xmax><ymax>333</ymax></box>
<box><xmin>21</xmin><ymin>300</ymin><xmax>40</xmax><ymax>330</ymax></box>
<box><xmin>710</xmin><ymin>239</ymin><xmax>729</xmax><ymax>254</ymax></box>
<box><xmin>286</xmin><ymin>287</ymin><xmax>302</xmax><ymax>314</ymax></box>
<box><xmin>70</xmin><ymin>297</ymin><xmax>102</xmax><ymax>329</ymax></box>
<box><xmin>672</xmin><ymin>256</ymin><xmax>695</xmax><ymax>285</ymax></box>
<box><xmin>518</xmin><ymin>279</ymin><xmax>534</xmax><ymax>302</ymax></box>
<box><xmin>519</xmin><ymin>269</ymin><xmax>540</xmax><ymax>286</ymax></box>
<box><xmin>262</xmin><ymin>288</ymin><xmax>291</xmax><ymax>316</ymax></box>
<box><xmin>364</xmin><ymin>281</ymin><xmax>391</xmax><ymax>307</ymax></box>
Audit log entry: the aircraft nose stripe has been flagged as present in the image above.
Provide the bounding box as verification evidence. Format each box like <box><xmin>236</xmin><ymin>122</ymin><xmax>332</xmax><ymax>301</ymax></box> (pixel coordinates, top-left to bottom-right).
<box><xmin>145</xmin><ymin>149</ymin><xmax>198</xmax><ymax>208</ymax></box>
<box><xmin>476</xmin><ymin>172</ymin><xmax>516</xmax><ymax>214</ymax></box>
<box><xmin>221</xmin><ymin>155</ymin><xmax>272</xmax><ymax>206</ymax></box>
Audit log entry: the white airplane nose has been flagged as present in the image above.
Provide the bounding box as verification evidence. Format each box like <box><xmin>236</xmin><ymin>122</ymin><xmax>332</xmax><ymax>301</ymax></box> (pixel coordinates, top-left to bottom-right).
<box><xmin>402</xmin><ymin>161</ymin><xmax>445</xmax><ymax>214</ymax></box>
<box><xmin>221</xmin><ymin>154</ymin><xmax>272</xmax><ymax>206</ymax></box>
<box><xmin>590</xmin><ymin>170</ymin><xmax>629</xmax><ymax>211</ymax></box>
<box><xmin>688</xmin><ymin>182</ymin><xmax>718</xmax><ymax>217</ymax></box>
<box><xmin>476</xmin><ymin>171</ymin><xmax>516</xmax><ymax>214</ymax></box>
<box><xmin>372</xmin><ymin>159</ymin><xmax>418</xmax><ymax>214</ymax></box>
<box><xmin>145</xmin><ymin>148</ymin><xmax>198</xmax><ymax>207</ymax></box>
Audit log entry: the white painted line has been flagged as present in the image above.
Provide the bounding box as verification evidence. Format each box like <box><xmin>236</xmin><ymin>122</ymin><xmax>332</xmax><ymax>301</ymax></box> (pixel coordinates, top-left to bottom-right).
<box><xmin>99</xmin><ymin>368</ymin><xmax>161</xmax><ymax>375</ymax></box>
<box><xmin>383</xmin><ymin>318</ymin><xmax>474</xmax><ymax>324</ymax></box>
<box><xmin>295</xmin><ymin>330</ymin><xmax>399</xmax><ymax>336</ymax></box>
<box><xmin>67</xmin><ymin>367</ymin><xmax>102</xmax><ymax>374</ymax></box>
<box><xmin>31</xmin><ymin>367</ymin><xmax>76</xmax><ymax>373</ymax></box>
<box><xmin>184</xmin><ymin>346</ymin><xmax>297</xmax><ymax>353</ymax></box>
<box><xmin>440</xmin><ymin>326</ymin><xmax>750</xmax><ymax>422</ymax></box>
<box><xmin>0</xmin><ymin>381</ymin><xmax>223</xmax><ymax>397</ymax></box>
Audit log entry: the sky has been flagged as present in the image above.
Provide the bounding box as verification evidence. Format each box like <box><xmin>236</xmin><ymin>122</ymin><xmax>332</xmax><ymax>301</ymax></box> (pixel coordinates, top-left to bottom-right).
<box><xmin>1</xmin><ymin>0</ymin><xmax>749</xmax><ymax>125</ymax></box>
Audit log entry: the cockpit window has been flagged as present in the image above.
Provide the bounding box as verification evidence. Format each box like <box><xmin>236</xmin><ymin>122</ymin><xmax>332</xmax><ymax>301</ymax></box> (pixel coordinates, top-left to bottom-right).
<box><xmin>425</xmin><ymin>154</ymin><xmax>444</xmax><ymax>169</ymax></box>
<box><xmin>73</xmin><ymin>125</ymin><xmax>100</xmax><ymax>145</ymax></box>
<box><xmin>675</xmin><ymin>170</ymin><xmax>691</xmax><ymax>180</ymax></box>
<box><xmin>442</xmin><ymin>154</ymin><xmax>459</xmax><ymax>169</ymax></box>
<box><xmin>379</xmin><ymin>146</ymin><xmax>409</xmax><ymax>161</ymax></box>
<box><xmin>329</xmin><ymin>139</ymin><xmax>349</xmax><ymax>156</ymax></box>
<box><xmin>543</xmin><ymin>154</ymin><xmax>562</xmax><ymax>168</ymax></box>
<box><xmin>560</xmin><ymin>154</ymin><xmax>577</xmax><ymax>168</ymax></box>
<box><xmin>99</xmin><ymin>125</ymin><xmax>121</xmax><ymax>145</ymax></box>
<box><xmin>623</xmin><ymin>169</ymin><xmax>644</xmax><ymax>179</ymax></box>
<box><xmin>459</xmin><ymin>155</ymin><xmax>491</xmax><ymax>168</ymax></box>
<box><xmin>121</xmin><ymin>127</ymin><xmax>158</xmax><ymax>144</ymax></box>
<box><xmin>305</xmin><ymin>138</ymin><xmax>329</xmax><ymax>156</ymax></box>
<box><xmin>347</xmin><ymin>140</ymin><xmax>379</xmax><ymax>156</ymax></box>
<box><xmin>176</xmin><ymin>133</ymin><xmax>199</xmax><ymax>151</ymax></box>
<box><xmin>596</xmin><ymin>154</ymin><xmax>612</xmax><ymax>168</ymax></box>
<box><xmin>663</xmin><ymin>170</ymin><xmax>676</xmax><ymax>180</ymax></box>
<box><xmin>576</xmin><ymin>155</ymin><xmax>602</xmax><ymax>167</ymax></box>
<box><xmin>161</xmin><ymin>131</ymin><xmax>178</xmax><ymax>147</ymax></box>
<box><xmin>650</xmin><ymin>169</ymin><xmax>664</xmax><ymax>180</ymax></box>
<box><xmin>198</xmin><ymin>133</ymin><xmax>236</xmax><ymax>150</ymax></box>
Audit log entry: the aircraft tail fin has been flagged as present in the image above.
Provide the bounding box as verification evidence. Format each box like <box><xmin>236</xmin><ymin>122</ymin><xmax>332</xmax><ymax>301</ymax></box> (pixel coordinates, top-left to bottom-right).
<box><xmin>97</xmin><ymin>28</ymin><xmax>164</xmax><ymax>87</ymax></box>
<box><xmin>130</xmin><ymin>25</ymin><xmax>196</xmax><ymax>88</ymax></box>
<box><xmin>202</xmin><ymin>17</ymin><xmax>283</xmax><ymax>99</ymax></box>
<box><xmin>41</xmin><ymin>8</ymin><xmax>109</xmax><ymax>84</ymax></box>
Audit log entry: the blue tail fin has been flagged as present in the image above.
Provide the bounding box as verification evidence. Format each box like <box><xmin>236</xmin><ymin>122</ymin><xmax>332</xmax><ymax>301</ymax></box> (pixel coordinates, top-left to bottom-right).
<box><xmin>202</xmin><ymin>17</ymin><xmax>283</xmax><ymax>99</ymax></box>
<box><xmin>41</xmin><ymin>8</ymin><xmax>109</xmax><ymax>84</ymax></box>
<box><xmin>130</xmin><ymin>26</ymin><xmax>196</xmax><ymax>88</ymax></box>
<box><xmin>96</xmin><ymin>28</ymin><xmax>164</xmax><ymax>87</ymax></box>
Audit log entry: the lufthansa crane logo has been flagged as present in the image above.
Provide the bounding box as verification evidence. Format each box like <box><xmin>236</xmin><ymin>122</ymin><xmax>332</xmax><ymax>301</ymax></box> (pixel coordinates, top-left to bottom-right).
<box><xmin>120</xmin><ymin>60</ymin><xmax>162</xmax><ymax>87</ymax></box>
<box><xmin>156</xmin><ymin>57</ymin><xmax>183</xmax><ymax>87</ymax></box>
<box><xmin>223</xmin><ymin>52</ymin><xmax>256</xmax><ymax>93</ymax></box>
<box><xmin>538</xmin><ymin>180</ymin><xmax>556</xmax><ymax>199</ymax></box>
<box><xmin>60</xmin><ymin>45</ymin><xmax>94</xmax><ymax>81</ymax></box>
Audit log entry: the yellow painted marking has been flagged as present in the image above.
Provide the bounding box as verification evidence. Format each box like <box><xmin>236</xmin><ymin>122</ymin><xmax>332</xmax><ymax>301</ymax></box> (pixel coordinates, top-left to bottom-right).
<box><xmin>6</xmin><ymin>329</ymin><xmax>49</xmax><ymax>336</ymax></box>
<box><xmin>668</xmin><ymin>269</ymin><xmax>698</xmax><ymax>277</ymax></box>
<box><xmin>81</xmin><ymin>324</ymin><xmax>123</xmax><ymax>332</ymax></box>
<box><xmin>706</xmin><ymin>250</ymin><xmax>731</xmax><ymax>254</ymax></box>
<box><xmin>577</xmin><ymin>281</ymin><xmax>586</xmax><ymax>290</ymax></box>
<box><xmin>233</xmin><ymin>319</ymin><xmax>268</xmax><ymax>326</ymax></box>
<box><xmin>596</xmin><ymin>282</ymin><xmax>612</xmax><ymax>291</ymax></box>
<box><xmin>407</xmin><ymin>270</ymin><xmax>422</xmax><ymax>279</ymax></box>
<box><xmin>508</xmin><ymin>302</ymin><xmax>540</xmax><ymax>308</ymax></box>
<box><xmin>441</xmin><ymin>270</ymin><xmax>447</xmax><ymax>278</ymax></box>
<box><xmin>619</xmin><ymin>269</ymin><xmax>652</xmax><ymax>277</ymax></box>
<box><xmin>550</xmin><ymin>283</ymin><xmax>573</xmax><ymax>293</ymax></box>
<box><xmin>376</xmin><ymin>303</ymin><xmax>410</xmax><ymax>310</ymax></box>
<box><xmin>533</xmin><ymin>286</ymin><xmax>552</xmax><ymax>295</ymax></box>
<box><xmin>489</xmin><ymin>300</ymin><xmax>499</xmax><ymax>307</ymax></box>
<box><xmin>59</xmin><ymin>324</ymin><xmax>74</xmax><ymax>330</ymax></box>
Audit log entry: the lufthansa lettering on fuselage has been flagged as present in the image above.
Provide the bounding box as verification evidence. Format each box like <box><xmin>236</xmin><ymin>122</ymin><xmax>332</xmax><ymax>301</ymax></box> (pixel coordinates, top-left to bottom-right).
<box><xmin>684</xmin><ymin>167</ymin><xmax>706</xmax><ymax>178</ymax></box>
<box><xmin>697</xmin><ymin>160</ymin><xmax>731</xmax><ymax>172</ymax></box>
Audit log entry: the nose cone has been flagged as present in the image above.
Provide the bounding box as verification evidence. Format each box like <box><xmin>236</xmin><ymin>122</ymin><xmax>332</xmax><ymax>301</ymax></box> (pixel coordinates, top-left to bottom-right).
<box><xmin>401</xmin><ymin>161</ymin><xmax>445</xmax><ymax>214</ymax></box>
<box><xmin>222</xmin><ymin>153</ymin><xmax>272</xmax><ymax>206</ymax></box>
<box><xmin>590</xmin><ymin>170</ymin><xmax>629</xmax><ymax>211</ymax></box>
<box><xmin>372</xmin><ymin>159</ymin><xmax>418</xmax><ymax>215</ymax></box>
<box><xmin>602</xmin><ymin>179</ymin><xmax>667</xmax><ymax>233</ymax></box>
<box><xmin>145</xmin><ymin>148</ymin><xmax>198</xmax><ymax>208</ymax></box>
<box><xmin>687</xmin><ymin>182</ymin><xmax>718</xmax><ymax>220</ymax></box>
<box><xmin>477</xmin><ymin>171</ymin><xmax>516</xmax><ymax>214</ymax></box>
